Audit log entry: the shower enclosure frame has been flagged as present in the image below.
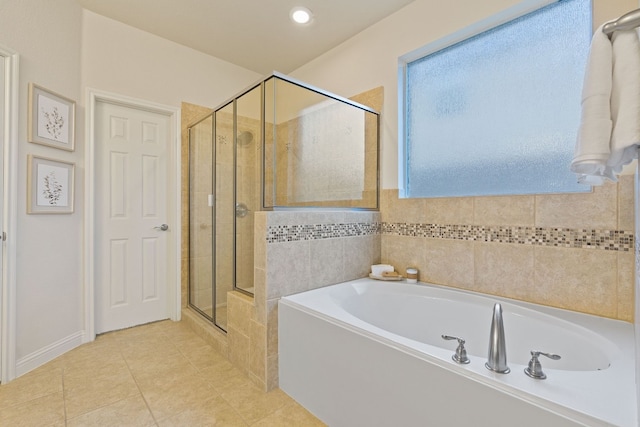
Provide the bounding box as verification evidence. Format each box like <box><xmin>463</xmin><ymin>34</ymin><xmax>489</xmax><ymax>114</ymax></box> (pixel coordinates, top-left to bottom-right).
<box><xmin>188</xmin><ymin>91</ymin><xmax>258</xmax><ymax>331</ymax></box>
<box><xmin>260</xmin><ymin>72</ymin><xmax>380</xmax><ymax>211</ymax></box>
<box><xmin>188</xmin><ymin>72</ymin><xmax>380</xmax><ymax>332</ymax></box>
<box><xmin>188</xmin><ymin>114</ymin><xmax>225</xmax><ymax>329</ymax></box>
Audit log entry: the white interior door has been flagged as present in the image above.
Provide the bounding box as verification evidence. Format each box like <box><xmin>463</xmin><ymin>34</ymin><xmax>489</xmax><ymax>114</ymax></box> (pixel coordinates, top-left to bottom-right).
<box><xmin>95</xmin><ymin>100</ymin><xmax>171</xmax><ymax>334</ymax></box>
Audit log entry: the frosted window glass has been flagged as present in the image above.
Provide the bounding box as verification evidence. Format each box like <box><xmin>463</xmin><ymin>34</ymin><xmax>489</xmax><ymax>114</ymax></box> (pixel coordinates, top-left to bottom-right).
<box><xmin>405</xmin><ymin>0</ymin><xmax>591</xmax><ymax>198</ymax></box>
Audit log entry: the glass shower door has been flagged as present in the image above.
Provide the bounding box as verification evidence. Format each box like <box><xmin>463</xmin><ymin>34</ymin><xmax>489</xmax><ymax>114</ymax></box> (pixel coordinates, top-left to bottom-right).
<box><xmin>213</xmin><ymin>103</ymin><xmax>235</xmax><ymax>330</ymax></box>
<box><xmin>188</xmin><ymin>115</ymin><xmax>214</xmax><ymax>321</ymax></box>
<box><xmin>235</xmin><ymin>86</ymin><xmax>261</xmax><ymax>294</ymax></box>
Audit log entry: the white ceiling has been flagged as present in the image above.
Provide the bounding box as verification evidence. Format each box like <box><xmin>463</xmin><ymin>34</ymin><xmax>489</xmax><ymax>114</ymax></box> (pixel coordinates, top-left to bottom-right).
<box><xmin>76</xmin><ymin>0</ymin><xmax>416</xmax><ymax>75</ymax></box>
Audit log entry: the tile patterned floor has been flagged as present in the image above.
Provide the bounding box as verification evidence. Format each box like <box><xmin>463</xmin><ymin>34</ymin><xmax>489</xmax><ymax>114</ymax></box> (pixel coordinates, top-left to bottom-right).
<box><xmin>0</xmin><ymin>320</ymin><xmax>326</xmax><ymax>426</ymax></box>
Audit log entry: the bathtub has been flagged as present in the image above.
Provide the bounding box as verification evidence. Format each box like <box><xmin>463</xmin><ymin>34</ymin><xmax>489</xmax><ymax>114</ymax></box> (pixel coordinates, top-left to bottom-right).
<box><xmin>279</xmin><ymin>278</ymin><xmax>637</xmax><ymax>427</ymax></box>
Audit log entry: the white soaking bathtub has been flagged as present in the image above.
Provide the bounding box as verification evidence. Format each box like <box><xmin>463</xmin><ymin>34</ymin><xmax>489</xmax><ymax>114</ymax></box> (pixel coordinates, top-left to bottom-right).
<box><xmin>278</xmin><ymin>278</ymin><xmax>637</xmax><ymax>427</ymax></box>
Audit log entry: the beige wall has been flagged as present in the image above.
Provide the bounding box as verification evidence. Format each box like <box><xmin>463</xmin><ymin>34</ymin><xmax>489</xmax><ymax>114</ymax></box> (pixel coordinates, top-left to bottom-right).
<box><xmin>0</xmin><ymin>0</ymin><xmax>84</xmax><ymax>369</ymax></box>
<box><xmin>81</xmin><ymin>10</ymin><xmax>261</xmax><ymax>110</ymax></box>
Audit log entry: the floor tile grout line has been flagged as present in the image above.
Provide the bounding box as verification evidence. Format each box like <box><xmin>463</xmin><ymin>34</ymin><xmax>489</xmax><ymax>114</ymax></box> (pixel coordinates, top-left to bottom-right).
<box><xmin>0</xmin><ymin>367</ymin><xmax>63</xmax><ymax>414</ymax></box>
<box><xmin>120</xmin><ymin>333</ymin><xmax>164</xmax><ymax>427</ymax></box>
<box><xmin>163</xmin><ymin>327</ymin><xmax>260</xmax><ymax>426</ymax></box>
<box><xmin>62</xmin><ymin>344</ymin><xmax>138</xmax><ymax>424</ymax></box>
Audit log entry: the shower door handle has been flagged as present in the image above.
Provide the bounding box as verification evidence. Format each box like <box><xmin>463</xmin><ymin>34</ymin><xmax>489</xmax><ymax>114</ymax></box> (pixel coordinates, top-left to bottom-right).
<box><xmin>154</xmin><ymin>224</ymin><xmax>169</xmax><ymax>231</ymax></box>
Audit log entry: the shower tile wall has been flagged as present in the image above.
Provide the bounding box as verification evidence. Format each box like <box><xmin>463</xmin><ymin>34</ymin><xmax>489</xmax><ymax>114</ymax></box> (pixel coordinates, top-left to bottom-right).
<box><xmin>269</xmin><ymin>87</ymin><xmax>381</xmax><ymax>209</ymax></box>
<box><xmin>183</xmin><ymin>86</ymin><xmax>385</xmax><ymax>390</ymax></box>
<box><xmin>213</xmin><ymin>110</ymin><xmax>235</xmax><ymax>313</ymax></box>
<box><xmin>220</xmin><ymin>211</ymin><xmax>381</xmax><ymax>391</ymax></box>
<box><xmin>182</xmin><ymin>94</ymin><xmax>634</xmax><ymax>398</ymax></box>
<box><xmin>236</xmin><ymin>115</ymin><xmax>261</xmax><ymax>291</ymax></box>
<box><xmin>260</xmin><ymin>211</ymin><xmax>381</xmax><ymax>389</ymax></box>
<box><xmin>381</xmin><ymin>176</ymin><xmax>635</xmax><ymax>321</ymax></box>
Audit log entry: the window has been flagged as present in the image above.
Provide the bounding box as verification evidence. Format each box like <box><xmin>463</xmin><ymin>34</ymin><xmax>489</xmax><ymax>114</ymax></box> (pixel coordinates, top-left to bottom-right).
<box><xmin>400</xmin><ymin>0</ymin><xmax>591</xmax><ymax>198</ymax></box>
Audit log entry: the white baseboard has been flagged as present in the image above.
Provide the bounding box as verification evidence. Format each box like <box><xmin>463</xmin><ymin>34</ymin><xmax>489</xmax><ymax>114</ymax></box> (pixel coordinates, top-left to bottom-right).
<box><xmin>16</xmin><ymin>331</ymin><xmax>84</xmax><ymax>377</ymax></box>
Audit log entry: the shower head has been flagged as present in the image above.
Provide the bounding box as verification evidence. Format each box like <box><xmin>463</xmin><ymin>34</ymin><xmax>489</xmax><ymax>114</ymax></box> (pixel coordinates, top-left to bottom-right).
<box><xmin>237</xmin><ymin>130</ymin><xmax>254</xmax><ymax>146</ymax></box>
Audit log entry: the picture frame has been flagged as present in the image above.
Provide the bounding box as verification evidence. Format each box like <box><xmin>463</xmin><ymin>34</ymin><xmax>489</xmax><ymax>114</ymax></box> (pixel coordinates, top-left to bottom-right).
<box><xmin>27</xmin><ymin>155</ymin><xmax>75</xmax><ymax>214</ymax></box>
<box><xmin>28</xmin><ymin>83</ymin><xmax>75</xmax><ymax>151</ymax></box>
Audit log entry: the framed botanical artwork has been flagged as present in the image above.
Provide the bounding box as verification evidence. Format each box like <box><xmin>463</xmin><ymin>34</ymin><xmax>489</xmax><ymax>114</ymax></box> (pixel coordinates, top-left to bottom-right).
<box><xmin>27</xmin><ymin>155</ymin><xmax>75</xmax><ymax>214</ymax></box>
<box><xmin>28</xmin><ymin>83</ymin><xmax>75</xmax><ymax>151</ymax></box>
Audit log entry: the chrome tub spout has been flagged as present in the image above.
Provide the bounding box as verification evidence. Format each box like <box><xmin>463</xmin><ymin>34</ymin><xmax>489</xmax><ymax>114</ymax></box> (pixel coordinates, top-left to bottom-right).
<box><xmin>486</xmin><ymin>303</ymin><xmax>510</xmax><ymax>374</ymax></box>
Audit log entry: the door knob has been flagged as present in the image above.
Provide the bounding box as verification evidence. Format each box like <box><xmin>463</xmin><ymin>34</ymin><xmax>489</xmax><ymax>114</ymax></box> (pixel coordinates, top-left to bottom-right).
<box><xmin>154</xmin><ymin>224</ymin><xmax>169</xmax><ymax>231</ymax></box>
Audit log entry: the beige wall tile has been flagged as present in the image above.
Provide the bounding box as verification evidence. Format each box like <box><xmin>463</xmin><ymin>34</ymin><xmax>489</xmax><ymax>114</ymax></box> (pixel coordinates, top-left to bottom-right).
<box><xmin>474</xmin><ymin>242</ymin><xmax>535</xmax><ymax>300</ymax></box>
<box><xmin>310</xmin><ymin>238</ymin><xmax>345</xmax><ymax>289</ymax></box>
<box><xmin>381</xmin><ymin>189</ymin><xmax>426</xmax><ymax>223</ymax></box>
<box><xmin>474</xmin><ymin>195</ymin><xmax>534</xmax><ymax>226</ymax></box>
<box><xmin>267</xmin><ymin>211</ymin><xmax>344</xmax><ymax>227</ymax></box>
<box><xmin>254</xmin><ymin>212</ymin><xmax>267</xmax><ymax>269</ymax></box>
<box><xmin>227</xmin><ymin>292</ymin><xmax>253</xmax><ymax>336</ymax></box>
<box><xmin>343</xmin><ymin>235</ymin><xmax>381</xmax><ymax>282</ymax></box>
<box><xmin>424</xmin><ymin>197</ymin><xmax>474</xmax><ymax>224</ymax></box>
<box><xmin>617</xmin><ymin>251</ymin><xmax>635</xmax><ymax>322</ymax></box>
<box><xmin>254</xmin><ymin>267</ymin><xmax>267</xmax><ymax>325</ymax></box>
<box><xmin>349</xmin><ymin>86</ymin><xmax>383</xmax><ymax>111</ymax></box>
<box><xmin>424</xmin><ymin>239</ymin><xmax>475</xmax><ymax>290</ymax></box>
<box><xmin>266</xmin><ymin>241</ymin><xmax>311</xmax><ymax>299</ymax></box>
<box><xmin>227</xmin><ymin>325</ymin><xmax>250</xmax><ymax>374</ymax></box>
<box><xmin>380</xmin><ymin>189</ymin><xmax>393</xmax><ymax>223</ymax></box>
<box><xmin>345</xmin><ymin>210</ymin><xmax>379</xmax><ymax>224</ymax></box>
<box><xmin>266</xmin><ymin>299</ymin><xmax>279</xmax><ymax>358</ymax></box>
<box><xmin>533</xmin><ymin>247</ymin><xmax>618</xmax><ymax>318</ymax></box>
<box><xmin>181</xmin><ymin>258</ymin><xmax>189</xmax><ymax>308</ymax></box>
<box><xmin>535</xmin><ymin>183</ymin><xmax>617</xmax><ymax>229</ymax></box>
<box><xmin>250</xmin><ymin>320</ymin><xmax>266</xmax><ymax>383</ymax></box>
<box><xmin>381</xmin><ymin>235</ymin><xmax>425</xmax><ymax>278</ymax></box>
<box><xmin>266</xmin><ymin>354</ymin><xmax>279</xmax><ymax>391</ymax></box>
<box><xmin>618</xmin><ymin>175</ymin><xmax>635</xmax><ymax>231</ymax></box>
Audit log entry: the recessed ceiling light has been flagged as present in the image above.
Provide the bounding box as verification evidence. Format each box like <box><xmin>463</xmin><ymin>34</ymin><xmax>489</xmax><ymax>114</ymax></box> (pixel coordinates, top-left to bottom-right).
<box><xmin>290</xmin><ymin>6</ymin><xmax>313</xmax><ymax>25</ymax></box>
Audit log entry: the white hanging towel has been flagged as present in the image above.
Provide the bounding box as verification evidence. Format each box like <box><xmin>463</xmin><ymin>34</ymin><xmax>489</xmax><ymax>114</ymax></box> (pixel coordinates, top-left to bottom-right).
<box><xmin>608</xmin><ymin>29</ymin><xmax>640</xmax><ymax>175</ymax></box>
<box><xmin>571</xmin><ymin>25</ymin><xmax>640</xmax><ymax>185</ymax></box>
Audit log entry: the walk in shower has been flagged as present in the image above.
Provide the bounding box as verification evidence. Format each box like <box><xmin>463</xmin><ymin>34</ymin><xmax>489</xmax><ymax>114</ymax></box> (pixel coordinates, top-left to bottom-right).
<box><xmin>188</xmin><ymin>73</ymin><xmax>379</xmax><ymax>331</ymax></box>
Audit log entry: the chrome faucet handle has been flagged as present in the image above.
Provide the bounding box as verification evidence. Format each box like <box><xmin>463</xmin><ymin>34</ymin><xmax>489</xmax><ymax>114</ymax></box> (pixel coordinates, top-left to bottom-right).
<box><xmin>524</xmin><ymin>350</ymin><xmax>561</xmax><ymax>380</ymax></box>
<box><xmin>441</xmin><ymin>335</ymin><xmax>470</xmax><ymax>364</ymax></box>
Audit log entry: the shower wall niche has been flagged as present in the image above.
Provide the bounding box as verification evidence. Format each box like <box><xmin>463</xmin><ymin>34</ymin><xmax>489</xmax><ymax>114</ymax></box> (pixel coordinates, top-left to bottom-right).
<box><xmin>188</xmin><ymin>73</ymin><xmax>379</xmax><ymax>333</ymax></box>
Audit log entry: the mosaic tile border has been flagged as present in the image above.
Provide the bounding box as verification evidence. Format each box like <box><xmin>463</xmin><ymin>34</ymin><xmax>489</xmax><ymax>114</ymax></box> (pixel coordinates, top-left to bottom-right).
<box><xmin>382</xmin><ymin>222</ymin><xmax>634</xmax><ymax>252</ymax></box>
<box><xmin>267</xmin><ymin>222</ymin><xmax>380</xmax><ymax>243</ymax></box>
<box><xmin>266</xmin><ymin>221</ymin><xmax>634</xmax><ymax>251</ymax></box>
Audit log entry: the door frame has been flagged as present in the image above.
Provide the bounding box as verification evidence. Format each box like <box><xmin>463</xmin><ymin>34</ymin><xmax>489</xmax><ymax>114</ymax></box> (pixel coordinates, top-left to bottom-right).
<box><xmin>0</xmin><ymin>45</ymin><xmax>18</xmax><ymax>383</ymax></box>
<box><xmin>84</xmin><ymin>89</ymin><xmax>181</xmax><ymax>342</ymax></box>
